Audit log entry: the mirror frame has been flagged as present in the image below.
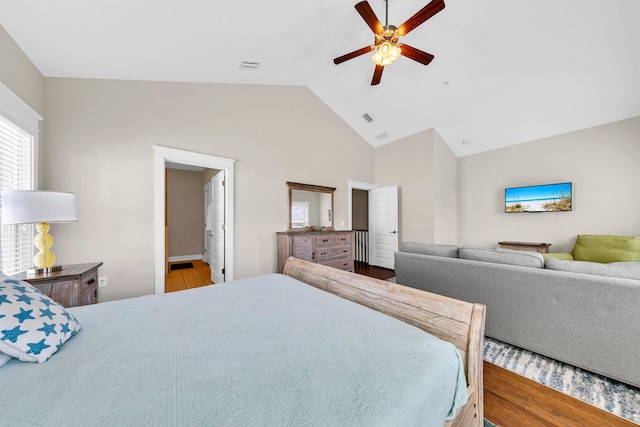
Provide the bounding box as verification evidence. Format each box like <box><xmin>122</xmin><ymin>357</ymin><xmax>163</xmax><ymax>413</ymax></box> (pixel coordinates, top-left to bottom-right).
<box><xmin>287</xmin><ymin>181</ymin><xmax>336</xmax><ymax>232</ymax></box>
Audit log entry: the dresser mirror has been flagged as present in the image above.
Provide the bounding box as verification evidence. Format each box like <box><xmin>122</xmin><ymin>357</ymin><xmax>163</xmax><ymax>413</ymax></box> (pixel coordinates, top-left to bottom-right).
<box><xmin>287</xmin><ymin>182</ymin><xmax>336</xmax><ymax>231</ymax></box>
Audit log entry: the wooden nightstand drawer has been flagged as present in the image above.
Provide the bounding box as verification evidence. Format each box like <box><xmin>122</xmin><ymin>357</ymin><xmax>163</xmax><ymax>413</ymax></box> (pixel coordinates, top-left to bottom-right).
<box><xmin>79</xmin><ymin>271</ymin><xmax>99</xmax><ymax>306</ymax></box>
<box><xmin>12</xmin><ymin>262</ymin><xmax>103</xmax><ymax>308</ymax></box>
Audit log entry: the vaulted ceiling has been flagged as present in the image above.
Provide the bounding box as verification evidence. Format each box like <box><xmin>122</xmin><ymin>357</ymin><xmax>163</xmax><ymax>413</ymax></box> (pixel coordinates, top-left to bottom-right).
<box><xmin>1</xmin><ymin>0</ymin><xmax>639</xmax><ymax>156</ymax></box>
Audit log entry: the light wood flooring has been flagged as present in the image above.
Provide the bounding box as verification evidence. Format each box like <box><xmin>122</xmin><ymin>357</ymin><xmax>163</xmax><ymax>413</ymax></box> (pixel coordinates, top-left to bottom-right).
<box><xmin>165</xmin><ymin>259</ymin><xmax>213</xmax><ymax>293</ymax></box>
<box><xmin>484</xmin><ymin>361</ymin><xmax>636</xmax><ymax>427</ymax></box>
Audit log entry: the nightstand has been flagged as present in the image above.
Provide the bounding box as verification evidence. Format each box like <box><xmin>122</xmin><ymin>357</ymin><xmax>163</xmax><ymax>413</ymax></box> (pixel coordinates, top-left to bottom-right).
<box><xmin>12</xmin><ymin>262</ymin><xmax>103</xmax><ymax>308</ymax></box>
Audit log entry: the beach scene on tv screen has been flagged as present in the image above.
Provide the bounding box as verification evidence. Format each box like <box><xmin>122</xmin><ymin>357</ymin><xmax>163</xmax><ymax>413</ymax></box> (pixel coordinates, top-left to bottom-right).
<box><xmin>505</xmin><ymin>182</ymin><xmax>572</xmax><ymax>213</ymax></box>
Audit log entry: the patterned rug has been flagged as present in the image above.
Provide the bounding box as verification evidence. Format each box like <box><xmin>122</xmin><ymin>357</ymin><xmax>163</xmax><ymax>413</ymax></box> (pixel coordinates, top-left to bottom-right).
<box><xmin>483</xmin><ymin>336</ymin><xmax>640</xmax><ymax>424</ymax></box>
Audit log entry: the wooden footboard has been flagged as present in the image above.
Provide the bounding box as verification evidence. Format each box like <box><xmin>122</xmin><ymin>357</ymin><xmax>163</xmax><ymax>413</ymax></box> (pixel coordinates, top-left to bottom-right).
<box><xmin>283</xmin><ymin>257</ymin><xmax>486</xmax><ymax>426</ymax></box>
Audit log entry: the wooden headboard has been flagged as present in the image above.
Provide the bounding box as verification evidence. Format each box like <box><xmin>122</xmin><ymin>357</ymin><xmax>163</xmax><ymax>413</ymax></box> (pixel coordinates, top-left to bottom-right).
<box><xmin>283</xmin><ymin>257</ymin><xmax>486</xmax><ymax>427</ymax></box>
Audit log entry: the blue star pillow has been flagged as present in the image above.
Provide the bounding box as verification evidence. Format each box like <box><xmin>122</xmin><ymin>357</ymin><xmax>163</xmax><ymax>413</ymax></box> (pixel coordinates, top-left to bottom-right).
<box><xmin>0</xmin><ymin>273</ymin><xmax>81</xmax><ymax>363</ymax></box>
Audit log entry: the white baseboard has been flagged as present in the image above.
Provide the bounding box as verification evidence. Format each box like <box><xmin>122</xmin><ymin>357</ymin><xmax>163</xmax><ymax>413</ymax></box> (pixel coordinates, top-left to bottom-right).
<box><xmin>168</xmin><ymin>254</ymin><xmax>203</xmax><ymax>263</ymax></box>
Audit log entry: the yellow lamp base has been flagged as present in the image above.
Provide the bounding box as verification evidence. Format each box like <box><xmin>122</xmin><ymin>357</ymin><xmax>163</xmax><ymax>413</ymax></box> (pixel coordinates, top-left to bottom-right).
<box><xmin>30</xmin><ymin>222</ymin><xmax>60</xmax><ymax>275</ymax></box>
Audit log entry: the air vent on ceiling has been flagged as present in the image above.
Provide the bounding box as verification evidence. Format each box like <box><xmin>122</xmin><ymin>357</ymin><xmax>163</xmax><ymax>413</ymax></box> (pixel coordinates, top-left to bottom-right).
<box><xmin>375</xmin><ymin>132</ymin><xmax>389</xmax><ymax>140</ymax></box>
<box><xmin>239</xmin><ymin>61</ymin><xmax>260</xmax><ymax>70</ymax></box>
<box><xmin>362</xmin><ymin>113</ymin><xmax>373</xmax><ymax>123</ymax></box>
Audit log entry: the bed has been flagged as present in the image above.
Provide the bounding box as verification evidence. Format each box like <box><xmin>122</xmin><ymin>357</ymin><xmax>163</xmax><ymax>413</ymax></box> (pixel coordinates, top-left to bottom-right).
<box><xmin>0</xmin><ymin>257</ymin><xmax>485</xmax><ymax>426</ymax></box>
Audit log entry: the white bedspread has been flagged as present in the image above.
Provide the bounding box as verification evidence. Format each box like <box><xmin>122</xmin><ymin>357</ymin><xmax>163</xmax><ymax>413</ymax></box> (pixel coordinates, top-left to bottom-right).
<box><xmin>0</xmin><ymin>273</ymin><xmax>467</xmax><ymax>426</ymax></box>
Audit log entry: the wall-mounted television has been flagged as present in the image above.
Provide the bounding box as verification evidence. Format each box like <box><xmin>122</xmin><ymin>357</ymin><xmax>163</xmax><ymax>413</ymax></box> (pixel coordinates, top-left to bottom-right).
<box><xmin>505</xmin><ymin>182</ymin><xmax>572</xmax><ymax>213</ymax></box>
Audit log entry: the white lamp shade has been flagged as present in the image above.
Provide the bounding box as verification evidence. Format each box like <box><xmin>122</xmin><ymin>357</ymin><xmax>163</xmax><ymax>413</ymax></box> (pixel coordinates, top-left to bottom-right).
<box><xmin>1</xmin><ymin>190</ymin><xmax>78</xmax><ymax>225</ymax></box>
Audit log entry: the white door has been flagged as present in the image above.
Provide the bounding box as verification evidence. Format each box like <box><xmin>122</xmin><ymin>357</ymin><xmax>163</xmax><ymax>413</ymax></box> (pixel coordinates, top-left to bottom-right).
<box><xmin>203</xmin><ymin>182</ymin><xmax>211</xmax><ymax>265</ymax></box>
<box><xmin>210</xmin><ymin>172</ymin><xmax>225</xmax><ymax>283</ymax></box>
<box><xmin>369</xmin><ymin>186</ymin><xmax>398</xmax><ymax>269</ymax></box>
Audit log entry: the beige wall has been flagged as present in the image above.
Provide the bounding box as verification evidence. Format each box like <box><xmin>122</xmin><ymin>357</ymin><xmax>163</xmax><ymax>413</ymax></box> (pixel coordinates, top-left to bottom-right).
<box><xmin>0</xmin><ymin>26</ymin><xmax>44</xmax><ymax>115</ymax></box>
<box><xmin>433</xmin><ymin>132</ymin><xmax>458</xmax><ymax>244</ymax></box>
<box><xmin>375</xmin><ymin>130</ymin><xmax>433</xmax><ymax>244</ymax></box>
<box><xmin>374</xmin><ymin>128</ymin><xmax>458</xmax><ymax>245</ymax></box>
<box><xmin>167</xmin><ymin>169</ymin><xmax>205</xmax><ymax>258</ymax></box>
<box><xmin>0</xmin><ymin>25</ymin><xmax>45</xmax><ymax>188</ymax></box>
<box><xmin>43</xmin><ymin>78</ymin><xmax>374</xmax><ymax>301</ymax></box>
<box><xmin>458</xmin><ymin>116</ymin><xmax>640</xmax><ymax>252</ymax></box>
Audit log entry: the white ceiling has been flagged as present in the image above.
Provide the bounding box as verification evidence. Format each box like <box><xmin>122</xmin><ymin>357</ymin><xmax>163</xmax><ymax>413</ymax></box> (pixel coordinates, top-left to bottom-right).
<box><xmin>1</xmin><ymin>0</ymin><xmax>639</xmax><ymax>156</ymax></box>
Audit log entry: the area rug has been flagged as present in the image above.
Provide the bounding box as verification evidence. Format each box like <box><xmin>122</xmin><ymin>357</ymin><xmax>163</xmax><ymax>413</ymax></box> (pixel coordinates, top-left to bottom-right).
<box><xmin>170</xmin><ymin>262</ymin><xmax>194</xmax><ymax>271</ymax></box>
<box><xmin>483</xmin><ymin>336</ymin><xmax>640</xmax><ymax>424</ymax></box>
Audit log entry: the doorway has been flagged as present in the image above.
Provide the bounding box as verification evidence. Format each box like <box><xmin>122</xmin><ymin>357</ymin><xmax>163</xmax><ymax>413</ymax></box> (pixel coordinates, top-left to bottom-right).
<box><xmin>165</xmin><ymin>165</ymin><xmax>220</xmax><ymax>292</ymax></box>
<box><xmin>153</xmin><ymin>145</ymin><xmax>235</xmax><ymax>295</ymax></box>
<box><xmin>348</xmin><ymin>180</ymin><xmax>399</xmax><ymax>276</ymax></box>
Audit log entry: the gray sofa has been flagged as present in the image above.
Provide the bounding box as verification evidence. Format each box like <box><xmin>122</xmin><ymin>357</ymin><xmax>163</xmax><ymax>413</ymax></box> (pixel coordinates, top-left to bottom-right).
<box><xmin>394</xmin><ymin>242</ymin><xmax>640</xmax><ymax>388</ymax></box>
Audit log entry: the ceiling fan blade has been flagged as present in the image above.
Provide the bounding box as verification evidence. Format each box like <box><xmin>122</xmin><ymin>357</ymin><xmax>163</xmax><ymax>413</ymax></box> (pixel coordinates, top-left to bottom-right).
<box><xmin>399</xmin><ymin>44</ymin><xmax>435</xmax><ymax>65</ymax></box>
<box><xmin>371</xmin><ymin>65</ymin><xmax>384</xmax><ymax>85</ymax></box>
<box><xmin>397</xmin><ymin>0</ymin><xmax>445</xmax><ymax>36</ymax></box>
<box><xmin>334</xmin><ymin>46</ymin><xmax>374</xmax><ymax>65</ymax></box>
<box><xmin>355</xmin><ymin>1</ymin><xmax>384</xmax><ymax>34</ymax></box>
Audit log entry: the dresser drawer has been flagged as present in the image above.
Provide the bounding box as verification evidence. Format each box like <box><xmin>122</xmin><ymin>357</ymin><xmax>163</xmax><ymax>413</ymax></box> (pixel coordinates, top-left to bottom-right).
<box><xmin>325</xmin><ymin>258</ymin><xmax>354</xmax><ymax>271</ymax></box>
<box><xmin>315</xmin><ymin>245</ymin><xmax>352</xmax><ymax>261</ymax></box>
<box><xmin>314</xmin><ymin>235</ymin><xmax>337</xmax><ymax>247</ymax></box>
<box><xmin>277</xmin><ymin>231</ymin><xmax>354</xmax><ymax>273</ymax></box>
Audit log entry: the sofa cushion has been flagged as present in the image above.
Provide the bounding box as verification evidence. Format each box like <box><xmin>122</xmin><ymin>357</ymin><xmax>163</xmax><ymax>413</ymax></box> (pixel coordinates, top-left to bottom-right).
<box><xmin>458</xmin><ymin>246</ymin><xmax>544</xmax><ymax>268</ymax></box>
<box><xmin>572</xmin><ymin>234</ymin><xmax>640</xmax><ymax>263</ymax></box>
<box><xmin>543</xmin><ymin>252</ymin><xmax>575</xmax><ymax>261</ymax></box>
<box><xmin>400</xmin><ymin>242</ymin><xmax>459</xmax><ymax>258</ymax></box>
<box><xmin>545</xmin><ymin>258</ymin><xmax>640</xmax><ymax>280</ymax></box>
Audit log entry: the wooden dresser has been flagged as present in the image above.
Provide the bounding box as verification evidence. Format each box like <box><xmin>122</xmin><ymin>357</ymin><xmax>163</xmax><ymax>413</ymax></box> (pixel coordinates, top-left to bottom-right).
<box><xmin>12</xmin><ymin>262</ymin><xmax>103</xmax><ymax>308</ymax></box>
<box><xmin>277</xmin><ymin>231</ymin><xmax>354</xmax><ymax>273</ymax></box>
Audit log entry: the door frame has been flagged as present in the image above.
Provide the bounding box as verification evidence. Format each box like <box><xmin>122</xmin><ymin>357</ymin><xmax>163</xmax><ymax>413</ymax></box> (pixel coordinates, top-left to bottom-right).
<box><xmin>153</xmin><ymin>145</ymin><xmax>235</xmax><ymax>295</ymax></box>
<box><xmin>209</xmin><ymin>171</ymin><xmax>225</xmax><ymax>284</ymax></box>
<box><xmin>203</xmin><ymin>181</ymin><xmax>211</xmax><ymax>265</ymax></box>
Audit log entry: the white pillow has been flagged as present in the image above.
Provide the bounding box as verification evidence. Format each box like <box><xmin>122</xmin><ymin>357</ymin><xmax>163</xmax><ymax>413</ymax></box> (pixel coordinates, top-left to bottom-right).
<box><xmin>0</xmin><ymin>351</ymin><xmax>12</xmax><ymax>367</ymax></box>
<box><xmin>0</xmin><ymin>273</ymin><xmax>81</xmax><ymax>363</ymax></box>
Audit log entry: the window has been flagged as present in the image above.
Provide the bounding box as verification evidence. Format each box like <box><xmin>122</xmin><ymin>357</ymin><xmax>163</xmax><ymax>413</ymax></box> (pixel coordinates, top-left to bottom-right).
<box><xmin>0</xmin><ymin>83</ymin><xmax>42</xmax><ymax>275</ymax></box>
<box><xmin>291</xmin><ymin>201</ymin><xmax>309</xmax><ymax>228</ymax></box>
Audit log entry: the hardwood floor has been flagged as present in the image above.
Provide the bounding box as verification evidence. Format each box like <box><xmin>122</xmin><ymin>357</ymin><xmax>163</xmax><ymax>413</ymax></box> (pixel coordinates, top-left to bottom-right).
<box><xmin>354</xmin><ymin>261</ymin><xmax>395</xmax><ymax>280</ymax></box>
<box><xmin>484</xmin><ymin>361</ymin><xmax>636</xmax><ymax>427</ymax></box>
<box><xmin>165</xmin><ymin>259</ymin><xmax>213</xmax><ymax>293</ymax></box>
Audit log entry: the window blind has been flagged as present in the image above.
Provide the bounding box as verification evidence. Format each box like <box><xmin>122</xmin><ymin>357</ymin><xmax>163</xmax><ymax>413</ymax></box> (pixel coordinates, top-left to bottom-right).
<box><xmin>0</xmin><ymin>113</ymin><xmax>34</xmax><ymax>275</ymax></box>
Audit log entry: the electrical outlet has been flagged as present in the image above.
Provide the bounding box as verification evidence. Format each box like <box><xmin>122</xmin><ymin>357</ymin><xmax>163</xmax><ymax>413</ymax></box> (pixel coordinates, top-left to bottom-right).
<box><xmin>98</xmin><ymin>277</ymin><xmax>108</xmax><ymax>287</ymax></box>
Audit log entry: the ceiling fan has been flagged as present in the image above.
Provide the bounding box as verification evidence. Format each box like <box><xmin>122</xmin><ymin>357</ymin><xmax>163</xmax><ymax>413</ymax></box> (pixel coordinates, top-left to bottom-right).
<box><xmin>334</xmin><ymin>0</ymin><xmax>445</xmax><ymax>85</ymax></box>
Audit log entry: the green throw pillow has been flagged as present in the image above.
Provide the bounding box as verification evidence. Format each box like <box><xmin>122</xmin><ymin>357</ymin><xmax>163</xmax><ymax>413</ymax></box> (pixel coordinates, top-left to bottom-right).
<box><xmin>572</xmin><ymin>234</ymin><xmax>640</xmax><ymax>263</ymax></box>
<box><xmin>543</xmin><ymin>252</ymin><xmax>575</xmax><ymax>261</ymax></box>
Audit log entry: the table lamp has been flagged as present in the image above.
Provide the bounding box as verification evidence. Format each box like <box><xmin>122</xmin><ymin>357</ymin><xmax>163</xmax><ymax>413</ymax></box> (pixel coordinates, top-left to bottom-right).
<box><xmin>1</xmin><ymin>190</ymin><xmax>78</xmax><ymax>274</ymax></box>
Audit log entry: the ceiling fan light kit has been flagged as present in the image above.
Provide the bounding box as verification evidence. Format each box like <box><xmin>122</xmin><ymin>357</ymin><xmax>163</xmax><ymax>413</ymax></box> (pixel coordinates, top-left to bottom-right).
<box><xmin>334</xmin><ymin>0</ymin><xmax>445</xmax><ymax>85</ymax></box>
